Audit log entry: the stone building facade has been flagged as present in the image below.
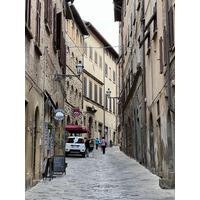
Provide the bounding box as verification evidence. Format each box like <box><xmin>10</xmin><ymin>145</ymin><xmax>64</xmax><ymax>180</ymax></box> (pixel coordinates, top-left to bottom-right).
<box><xmin>82</xmin><ymin>21</ymin><xmax>119</xmax><ymax>144</ymax></box>
<box><xmin>64</xmin><ymin>4</ymin><xmax>89</xmax><ymax>138</ymax></box>
<box><xmin>113</xmin><ymin>0</ymin><xmax>175</xmax><ymax>188</ymax></box>
<box><xmin>25</xmin><ymin>0</ymin><xmax>74</xmax><ymax>190</ymax></box>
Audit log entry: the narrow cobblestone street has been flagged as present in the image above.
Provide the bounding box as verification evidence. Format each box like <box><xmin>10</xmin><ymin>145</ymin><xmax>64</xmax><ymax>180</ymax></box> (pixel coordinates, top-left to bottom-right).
<box><xmin>25</xmin><ymin>147</ymin><xmax>174</xmax><ymax>200</ymax></box>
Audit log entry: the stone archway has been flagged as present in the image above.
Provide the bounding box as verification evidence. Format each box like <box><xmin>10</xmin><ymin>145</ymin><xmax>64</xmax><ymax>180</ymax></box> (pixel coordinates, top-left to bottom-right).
<box><xmin>67</xmin><ymin>116</ymin><xmax>71</xmax><ymax>125</ymax></box>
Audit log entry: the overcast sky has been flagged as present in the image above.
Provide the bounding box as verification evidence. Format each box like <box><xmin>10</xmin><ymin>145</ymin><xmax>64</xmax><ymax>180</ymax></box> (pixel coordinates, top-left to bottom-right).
<box><xmin>73</xmin><ymin>0</ymin><xmax>119</xmax><ymax>52</ymax></box>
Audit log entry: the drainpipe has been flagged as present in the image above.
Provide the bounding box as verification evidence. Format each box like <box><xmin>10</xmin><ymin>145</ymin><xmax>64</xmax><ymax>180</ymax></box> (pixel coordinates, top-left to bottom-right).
<box><xmin>165</xmin><ymin>0</ymin><xmax>172</xmax><ymax>111</ymax></box>
<box><xmin>42</xmin><ymin>46</ymin><xmax>48</xmax><ymax>173</ymax></box>
<box><xmin>142</xmin><ymin>0</ymin><xmax>147</xmax><ymax>167</ymax></box>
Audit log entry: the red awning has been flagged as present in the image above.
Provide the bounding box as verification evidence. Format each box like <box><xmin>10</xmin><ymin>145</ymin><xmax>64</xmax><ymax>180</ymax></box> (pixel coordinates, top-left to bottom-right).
<box><xmin>65</xmin><ymin>124</ymin><xmax>90</xmax><ymax>133</ymax></box>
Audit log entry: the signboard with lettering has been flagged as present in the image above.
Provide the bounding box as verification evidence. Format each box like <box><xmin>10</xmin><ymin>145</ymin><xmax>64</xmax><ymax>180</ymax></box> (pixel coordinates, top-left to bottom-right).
<box><xmin>53</xmin><ymin>155</ymin><xmax>66</xmax><ymax>173</ymax></box>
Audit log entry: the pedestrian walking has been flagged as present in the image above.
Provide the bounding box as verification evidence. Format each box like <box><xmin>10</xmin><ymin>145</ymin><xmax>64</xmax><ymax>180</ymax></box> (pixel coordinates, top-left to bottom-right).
<box><xmin>85</xmin><ymin>138</ymin><xmax>90</xmax><ymax>157</ymax></box>
<box><xmin>101</xmin><ymin>137</ymin><xmax>107</xmax><ymax>154</ymax></box>
<box><xmin>96</xmin><ymin>138</ymin><xmax>100</xmax><ymax>150</ymax></box>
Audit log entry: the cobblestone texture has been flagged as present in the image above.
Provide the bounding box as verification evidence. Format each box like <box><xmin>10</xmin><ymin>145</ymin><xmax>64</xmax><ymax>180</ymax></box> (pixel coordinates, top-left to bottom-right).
<box><xmin>25</xmin><ymin>146</ymin><xmax>175</xmax><ymax>200</ymax></box>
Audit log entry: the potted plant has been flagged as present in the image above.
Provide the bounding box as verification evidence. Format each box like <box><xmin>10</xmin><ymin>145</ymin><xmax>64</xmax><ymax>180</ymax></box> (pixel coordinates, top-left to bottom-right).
<box><xmin>110</xmin><ymin>140</ymin><xmax>113</xmax><ymax>147</ymax></box>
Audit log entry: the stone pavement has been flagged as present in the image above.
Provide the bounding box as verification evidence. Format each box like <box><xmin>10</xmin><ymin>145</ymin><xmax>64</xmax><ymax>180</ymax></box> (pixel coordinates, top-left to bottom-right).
<box><xmin>25</xmin><ymin>146</ymin><xmax>175</xmax><ymax>200</ymax></box>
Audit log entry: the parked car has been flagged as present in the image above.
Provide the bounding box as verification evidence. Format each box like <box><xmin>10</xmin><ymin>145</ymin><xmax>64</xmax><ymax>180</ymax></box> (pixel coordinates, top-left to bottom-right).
<box><xmin>65</xmin><ymin>136</ymin><xmax>86</xmax><ymax>157</ymax></box>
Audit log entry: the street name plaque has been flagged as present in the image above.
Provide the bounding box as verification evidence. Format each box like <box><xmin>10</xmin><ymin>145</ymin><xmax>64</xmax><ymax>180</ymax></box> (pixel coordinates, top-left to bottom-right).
<box><xmin>53</xmin><ymin>155</ymin><xmax>66</xmax><ymax>174</ymax></box>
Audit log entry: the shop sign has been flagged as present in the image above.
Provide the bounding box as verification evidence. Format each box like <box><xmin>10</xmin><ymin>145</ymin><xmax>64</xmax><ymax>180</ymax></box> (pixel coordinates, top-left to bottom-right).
<box><xmin>73</xmin><ymin>107</ymin><xmax>80</xmax><ymax>116</ymax></box>
<box><xmin>54</xmin><ymin>109</ymin><xmax>65</xmax><ymax>121</ymax></box>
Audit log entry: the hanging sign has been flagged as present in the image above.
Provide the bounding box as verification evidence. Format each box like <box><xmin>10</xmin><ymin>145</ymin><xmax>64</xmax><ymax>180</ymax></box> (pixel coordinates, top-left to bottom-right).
<box><xmin>54</xmin><ymin>109</ymin><xmax>65</xmax><ymax>121</ymax></box>
<box><xmin>73</xmin><ymin>107</ymin><xmax>80</xmax><ymax>116</ymax></box>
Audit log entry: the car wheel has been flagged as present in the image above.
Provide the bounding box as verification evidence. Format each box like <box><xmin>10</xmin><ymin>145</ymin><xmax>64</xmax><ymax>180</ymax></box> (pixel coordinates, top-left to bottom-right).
<box><xmin>82</xmin><ymin>153</ymin><xmax>85</xmax><ymax>158</ymax></box>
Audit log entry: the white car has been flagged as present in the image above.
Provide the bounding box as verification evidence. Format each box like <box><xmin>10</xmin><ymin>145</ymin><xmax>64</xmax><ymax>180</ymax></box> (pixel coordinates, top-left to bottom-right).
<box><xmin>65</xmin><ymin>136</ymin><xmax>86</xmax><ymax>157</ymax></box>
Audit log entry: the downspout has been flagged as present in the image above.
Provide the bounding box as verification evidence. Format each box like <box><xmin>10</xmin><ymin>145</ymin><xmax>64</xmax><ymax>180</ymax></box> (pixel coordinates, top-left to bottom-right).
<box><xmin>103</xmin><ymin>47</ymin><xmax>105</xmax><ymax>138</ymax></box>
<box><xmin>42</xmin><ymin>46</ymin><xmax>48</xmax><ymax>173</ymax></box>
<box><xmin>165</xmin><ymin>0</ymin><xmax>172</xmax><ymax>111</ymax></box>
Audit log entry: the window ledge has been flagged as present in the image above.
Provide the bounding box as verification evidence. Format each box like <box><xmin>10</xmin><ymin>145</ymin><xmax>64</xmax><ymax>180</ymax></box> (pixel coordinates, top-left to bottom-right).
<box><xmin>34</xmin><ymin>42</ymin><xmax>42</xmax><ymax>56</ymax></box>
<box><xmin>25</xmin><ymin>23</ymin><xmax>33</xmax><ymax>40</ymax></box>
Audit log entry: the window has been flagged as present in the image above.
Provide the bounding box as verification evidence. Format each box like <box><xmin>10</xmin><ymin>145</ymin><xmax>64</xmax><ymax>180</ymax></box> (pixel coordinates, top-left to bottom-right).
<box><xmin>113</xmin><ymin>98</ymin><xmax>115</xmax><ymax>113</ymax></box>
<box><xmin>84</xmin><ymin>42</ymin><xmax>87</xmax><ymax>56</ymax></box>
<box><xmin>84</xmin><ymin>77</ymin><xmax>87</xmax><ymax>96</ymax></box>
<box><xmin>105</xmin><ymin>63</ymin><xmax>108</xmax><ymax>77</ymax></box>
<box><xmin>90</xmin><ymin>46</ymin><xmax>93</xmax><ymax>61</ymax></box>
<box><xmin>113</xmin><ymin>70</ymin><xmax>116</xmax><ymax>83</ymax></box>
<box><xmin>76</xmin><ymin>29</ymin><xmax>79</xmax><ymax>45</ymax></box>
<box><xmin>157</xmin><ymin>100</ymin><xmax>160</xmax><ymax>115</ymax></box>
<box><xmin>89</xmin><ymin>80</ymin><xmax>92</xmax><ymax>99</ymax></box>
<box><xmin>56</xmin><ymin>12</ymin><xmax>62</xmax><ymax>50</ymax></box>
<box><xmin>99</xmin><ymin>55</ymin><xmax>102</xmax><ymax>68</ymax></box>
<box><xmin>94</xmin><ymin>84</ymin><xmax>98</xmax><ymax>102</ymax></box>
<box><xmin>99</xmin><ymin>87</ymin><xmax>102</xmax><ymax>105</ymax></box>
<box><xmin>105</xmin><ymin>94</ymin><xmax>108</xmax><ymax>109</ymax></box>
<box><xmin>109</xmin><ymin>67</ymin><xmax>111</xmax><ymax>80</ymax></box>
<box><xmin>36</xmin><ymin>0</ymin><xmax>41</xmax><ymax>46</ymax></box>
<box><xmin>95</xmin><ymin>51</ymin><xmax>98</xmax><ymax>64</ymax></box>
<box><xmin>25</xmin><ymin>0</ymin><xmax>31</xmax><ymax>28</ymax></box>
<box><xmin>44</xmin><ymin>0</ymin><xmax>52</xmax><ymax>33</ymax></box>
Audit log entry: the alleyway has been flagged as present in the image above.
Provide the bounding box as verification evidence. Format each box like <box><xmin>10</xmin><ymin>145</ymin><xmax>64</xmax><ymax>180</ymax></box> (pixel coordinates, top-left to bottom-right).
<box><xmin>25</xmin><ymin>147</ymin><xmax>175</xmax><ymax>200</ymax></box>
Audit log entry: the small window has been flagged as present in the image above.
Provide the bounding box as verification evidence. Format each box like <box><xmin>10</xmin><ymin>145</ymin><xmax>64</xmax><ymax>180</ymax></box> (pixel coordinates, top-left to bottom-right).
<box><xmin>105</xmin><ymin>63</ymin><xmax>108</xmax><ymax>77</ymax></box>
<box><xmin>157</xmin><ymin>100</ymin><xmax>160</xmax><ymax>115</ymax></box>
<box><xmin>95</xmin><ymin>51</ymin><xmax>98</xmax><ymax>64</ymax></box>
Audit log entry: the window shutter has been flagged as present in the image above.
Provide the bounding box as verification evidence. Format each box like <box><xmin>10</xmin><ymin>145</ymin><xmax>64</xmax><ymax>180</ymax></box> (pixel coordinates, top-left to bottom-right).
<box><xmin>25</xmin><ymin>0</ymin><xmax>31</xmax><ymax>28</ymax></box>
<box><xmin>170</xmin><ymin>7</ymin><xmax>174</xmax><ymax>49</ymax></box>
<box><xmin>113</xmin><ymin>98</ymin><xmax>115</xmax><ymax>113</ymax></box>
<box><xmin>163</xmin><ymin>26</ymin><xmax>167</xmax><ymax>66</ymax></box>
<box><xmin>89</xmin><ymin>81</ymin><xmax>92</xmax><ymax>99</ymax></box>
<box><xmin>56</xmin><ymin>12</ymin><xmax>62</xmax><ymax>50</ymax></box>
<box><xmin>53</xmin><ymin>3</ymin><xmax>57</xmax><ymax>48</ymax></box>
<box><xmin>159</xmin><ymin>37</ymin><xmax>163</xmax><ymax>74</ymax></box>
<box><xmin>106</xmin><ymin>95</ymin><xmax>108</xmax><ymax>109</ymax></box>
<box><xmin>49</xmin><ymin>0</ymin><xmax>52</xmax><ymax>32</ymax></box>
<box><xmin>36</xmin><ymin>0</ymin><xmax>41</xmax><ymax>46</ymax></box>
<box><xmin>94</xmin><ymin>84</ymin><xmax>97</xmax><ymax>102</ymax></box>
<box><xmin>84</xmin><ymin>77</ymin><xmax>87</xmax><ymax>96</ymax></box>
<box><xmin>99</xmin><ymin>87</ymin><xmax>102</xmax><ymax>105</ymax></box>
<box><xmin>45</xmin><ymin>0</ymin><xmax>48</xmax><ymax>23</ymax></box>
<box><xmin>168</xmin><ymin>7</ymin><xmax>174</xmax><ymax>50</ymax></box>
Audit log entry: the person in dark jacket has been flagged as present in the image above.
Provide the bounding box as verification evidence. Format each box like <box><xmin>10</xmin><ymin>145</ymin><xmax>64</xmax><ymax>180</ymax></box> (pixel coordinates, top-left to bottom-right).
<box><xmin>85</xmin><ymin>138</ymin><xmax>90</xmax><ymax>157</ymax></box>
<box><xmin>101</xmin><ymin>137</ymin><xmax>107</xmax><ymax>154</ymax></box>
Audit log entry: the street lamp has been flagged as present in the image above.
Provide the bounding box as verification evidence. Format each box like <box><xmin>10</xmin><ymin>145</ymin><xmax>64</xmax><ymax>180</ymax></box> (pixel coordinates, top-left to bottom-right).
<box><xmin>106</xmin><ymin>88</ymin><xmax>120</xmax><ymax>99</ymax></box>
<box><xmin>54</xmin><ymin>61</ymin><xmax>84</xmax><ymax>81</ymax></box>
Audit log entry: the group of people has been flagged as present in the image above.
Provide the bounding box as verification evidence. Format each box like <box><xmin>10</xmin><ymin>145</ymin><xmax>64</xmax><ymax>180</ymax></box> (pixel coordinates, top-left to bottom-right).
<box><xmin>85</xmin><ymin>137</ymin><xmax>107</xmax><ymax>157</ymax></box>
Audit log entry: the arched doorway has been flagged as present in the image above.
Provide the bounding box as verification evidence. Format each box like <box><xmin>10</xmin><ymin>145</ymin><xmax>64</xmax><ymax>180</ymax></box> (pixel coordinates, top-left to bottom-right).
<box><xmin>67</xmin><ymin>116</ymin><xmax>70</xmax><ymax>125</ymax></box>
<box><xmin>149</xmin><ymin>112</ymin><xmax>155</xmax><ymax>170</ymax></box>
<box><xmin>33</xmin><ymin>107</ymin><xmax>39</xmax><ymax>179</ymax></box>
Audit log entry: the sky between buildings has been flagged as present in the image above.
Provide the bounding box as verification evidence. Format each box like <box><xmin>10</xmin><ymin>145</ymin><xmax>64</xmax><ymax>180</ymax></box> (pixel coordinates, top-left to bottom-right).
<box><xmin>73</xmin><ymin>0</ymin><xmax>119</xmax><ymax>53</ymax></box>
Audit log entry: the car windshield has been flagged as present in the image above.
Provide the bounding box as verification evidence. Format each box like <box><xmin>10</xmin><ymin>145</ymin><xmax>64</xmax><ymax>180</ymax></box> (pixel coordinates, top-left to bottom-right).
<box><xmin>68</xmin><ymin>138</ymin><xmax>83</xmax><ymax>144</ymax></box>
